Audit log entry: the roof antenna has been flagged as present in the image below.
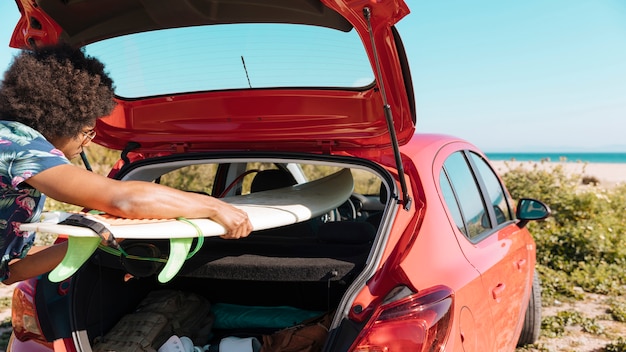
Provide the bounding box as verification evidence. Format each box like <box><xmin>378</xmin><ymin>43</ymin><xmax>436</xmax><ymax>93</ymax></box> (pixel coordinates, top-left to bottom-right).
<box><xmin>241</xmin><ymin>56</ymin><xmax>252</xmax><ymax>88</ymax></box>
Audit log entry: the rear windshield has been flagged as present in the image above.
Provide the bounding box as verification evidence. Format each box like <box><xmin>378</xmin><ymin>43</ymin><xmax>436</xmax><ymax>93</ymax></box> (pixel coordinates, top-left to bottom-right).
<box><xmin>84</xmin><ymin>24</ymin><xmax>374</xmax><ymax>99</ymax></box>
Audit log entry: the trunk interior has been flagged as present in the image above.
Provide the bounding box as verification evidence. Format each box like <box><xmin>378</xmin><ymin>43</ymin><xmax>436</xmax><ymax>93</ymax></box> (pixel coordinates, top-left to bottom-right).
<box><xmin>36</xmin><ymin>155</ymin><xmax>392</xmax><ymax>351</ymax></box>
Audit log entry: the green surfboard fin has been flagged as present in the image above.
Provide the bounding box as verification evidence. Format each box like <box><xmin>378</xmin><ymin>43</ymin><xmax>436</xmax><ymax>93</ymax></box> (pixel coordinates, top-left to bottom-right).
<box><xmin>48</xmin><ymin>236</ymin><xmax>101</xmax><ymax>283</ymax></box>
<box><xmin>157</xmin><ymin>238</ymin><xmax>193</xmax><ymax>283</ymax></box>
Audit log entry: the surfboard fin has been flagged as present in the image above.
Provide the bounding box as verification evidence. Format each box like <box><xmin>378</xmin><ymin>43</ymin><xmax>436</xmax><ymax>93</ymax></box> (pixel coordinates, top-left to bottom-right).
<box><xmin>157</xmin><ymin>238</ymin><xmax>193</xmax><ymax>283</ymax></box>
<box><xmin>48</xmin><ymin>214</ymin><xmax>118</xmax><ymax>282</ymax></box>
<box><xmin>49</xmin><ymin>236</ymin><xmax>101</xmax><ymax>283</ymax></box>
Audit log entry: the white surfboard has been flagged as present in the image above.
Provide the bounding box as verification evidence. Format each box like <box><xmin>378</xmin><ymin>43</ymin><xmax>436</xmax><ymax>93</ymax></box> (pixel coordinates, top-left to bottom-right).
<box><xmin>20</xmin><ymin>168</ymin><xmax>354</xmax><ymax>283</ymax></box>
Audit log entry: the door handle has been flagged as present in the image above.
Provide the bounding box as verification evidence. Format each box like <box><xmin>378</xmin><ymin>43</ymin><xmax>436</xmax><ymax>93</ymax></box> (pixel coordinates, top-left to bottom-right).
<box><xmin>516</xmin><ymin>258</ymin><xmax>527</xmax><ymax>270</ymax></box>
<box><xmin>492</xmin><ymin>283</ymin><xmax>506</xmax><ymax>302</ymax></box>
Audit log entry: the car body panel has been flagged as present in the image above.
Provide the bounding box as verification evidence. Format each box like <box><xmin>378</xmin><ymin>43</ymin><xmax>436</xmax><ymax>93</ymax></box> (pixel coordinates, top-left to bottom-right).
<box><xmin>348</xmin><ymin>134</ymin><xmax>533</xmax><ymax>351</ymax></box>
<box><xmin>9</xmin><ymin>0</ymin><xmax>415</xmax><ymax>155</ymax></box>
<box><xmin>94</xmin><ymin>89</ymin><xmax>398</xmax><ymax>154</ymax></box>
<box><xmin>431</xmin><ymin>140</ymin><xmax>534</xmax><ymax>350</ymax></box>
<box><xmin>399</xmin><ymin>136</ymin><xmax>501</xmax><ymax>350</ymax></box>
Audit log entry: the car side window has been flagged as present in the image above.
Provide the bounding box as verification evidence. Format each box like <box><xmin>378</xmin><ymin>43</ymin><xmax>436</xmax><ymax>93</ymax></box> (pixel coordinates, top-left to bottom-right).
<box><xmin>469</xmin><ymin>152</ymin><xmax>513</xmax><ymax>224</ymax></box>
<box><xmin>440</xmin><ymin>170</ymin><xmax>467</xmax><ymax>236</ymax></box>
<box><xmin>441</xmin><ymin>152</ymin><xmax>490</xmax><ymax>240</ymax></box>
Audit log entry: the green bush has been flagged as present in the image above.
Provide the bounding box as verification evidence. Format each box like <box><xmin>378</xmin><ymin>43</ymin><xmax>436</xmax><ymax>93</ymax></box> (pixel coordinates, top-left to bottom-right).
<box><xmin>605</xmin><ymin>337</ymin><xmax>626</xmax><ymax>352</ymax></box>
<box><xmin>501</xmin><ymin>163</ymin><xmax>626</xmax><ymax>302</ymax></box>
<box><xmin>609</xmin><ymin>298</ymin><xmax>626</xmax><ymax>322</ymax></box>
<box><xmin>540</xmin><ymin>309</ymin><xmax>605</xmax><ymax>338</ymax></box>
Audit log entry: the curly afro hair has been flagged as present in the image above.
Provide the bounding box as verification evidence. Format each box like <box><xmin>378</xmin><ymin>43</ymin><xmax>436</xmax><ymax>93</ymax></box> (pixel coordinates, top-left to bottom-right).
<box><xmin>0</xmin><ymin>43</ymin><xmax>116</xmax><ymax>140</ymax></box>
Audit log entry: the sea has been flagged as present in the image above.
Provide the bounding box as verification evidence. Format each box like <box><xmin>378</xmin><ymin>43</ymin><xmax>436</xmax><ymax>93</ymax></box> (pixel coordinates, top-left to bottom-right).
<box><xmin>485</xmin><ymin>152</ymin><xmax>626</xmax><ymax>164</ymax></box>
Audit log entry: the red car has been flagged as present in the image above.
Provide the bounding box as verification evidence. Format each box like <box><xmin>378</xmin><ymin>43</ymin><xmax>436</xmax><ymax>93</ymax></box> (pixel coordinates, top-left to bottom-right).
<box><xmin>6</xmin><ymin>0</ymin><xmax>549</xmax><ymax>351</ymax></box>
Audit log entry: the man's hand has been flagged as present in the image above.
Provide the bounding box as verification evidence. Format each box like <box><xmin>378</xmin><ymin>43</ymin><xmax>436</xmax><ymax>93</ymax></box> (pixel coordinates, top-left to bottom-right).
<box><xmin>212</xmin><ymin>201</ymin><xmax>253</xmax><ymax>239</ymax></box>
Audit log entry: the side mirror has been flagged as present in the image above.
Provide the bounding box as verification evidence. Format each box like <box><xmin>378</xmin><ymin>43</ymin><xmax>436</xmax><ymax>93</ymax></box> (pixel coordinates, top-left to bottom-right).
<box><xmin>516</xmin><ymin>198</ymin><xmax>551</xmax><ymax>228</ymax></box>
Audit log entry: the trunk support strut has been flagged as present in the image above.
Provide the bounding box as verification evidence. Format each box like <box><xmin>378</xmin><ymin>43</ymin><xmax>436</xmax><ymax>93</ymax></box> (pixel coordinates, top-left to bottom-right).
<box><xmin>363</xmin><ymin>7</ymin><xmax>412</xmax><ymax>211</ymax></box>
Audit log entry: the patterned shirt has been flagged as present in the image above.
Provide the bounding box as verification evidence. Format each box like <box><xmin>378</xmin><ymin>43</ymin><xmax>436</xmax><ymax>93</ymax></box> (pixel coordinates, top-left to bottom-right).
<box><xmin>0</xmin><ymin>121</ymin><xmax>70</xmax><ymax>281</ymax></box>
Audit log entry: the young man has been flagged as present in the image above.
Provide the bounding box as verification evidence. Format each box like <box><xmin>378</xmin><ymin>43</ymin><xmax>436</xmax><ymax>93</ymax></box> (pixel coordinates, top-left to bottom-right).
<box><xmin>0</xmin><ymin>44</ymin><xmax>252</xmax><ymax>284</ymax></box>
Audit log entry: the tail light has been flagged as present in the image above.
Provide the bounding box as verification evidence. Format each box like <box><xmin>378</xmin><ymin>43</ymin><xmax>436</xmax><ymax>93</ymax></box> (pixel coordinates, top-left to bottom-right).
<box><xmin>11</xmin><ymin>279</ymin><xmax>53</xmax><ymax>349</ymax></box>
<box><xmin>350</xmin><ymin>286</ymin><xmax>454</xmax><ymax>352</ymax></box>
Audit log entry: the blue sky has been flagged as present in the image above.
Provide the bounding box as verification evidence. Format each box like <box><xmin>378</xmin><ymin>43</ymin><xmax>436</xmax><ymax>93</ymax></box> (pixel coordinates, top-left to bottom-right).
<box><xmin>1</xmin><ymin>1</ymin><xmax>625</xmax><ymax>152</ymax></box>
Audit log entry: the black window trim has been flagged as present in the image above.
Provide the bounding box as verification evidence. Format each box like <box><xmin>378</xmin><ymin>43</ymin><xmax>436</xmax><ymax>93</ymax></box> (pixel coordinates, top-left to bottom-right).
<box><xmin>465</xmin><ymin>151</ymin><xmax>515</xmax><ymax>225</ymax></box>
<box><xmin>440</xmin><ymin>167</ymin><xmax>469</xmax><ymax>237</ymax></box>
<box><xmin>442</xmin><ymin>150</ymin><xmax>517</xmax><ymax>244</ymax></box>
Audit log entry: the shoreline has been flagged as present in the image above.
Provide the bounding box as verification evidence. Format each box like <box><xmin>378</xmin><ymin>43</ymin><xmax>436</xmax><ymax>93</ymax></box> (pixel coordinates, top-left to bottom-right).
<box><xmin>490</xmin><ymin>160</ymin><xmax>626</xmax><ymax>188</ymax></box>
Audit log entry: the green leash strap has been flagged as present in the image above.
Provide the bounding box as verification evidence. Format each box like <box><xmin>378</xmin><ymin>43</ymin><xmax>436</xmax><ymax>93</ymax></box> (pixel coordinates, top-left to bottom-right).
<box><xmin>98</xmin><ymin>217</ymin><xmax>205</xmax><ymax>283</ymax></box>
<box><xmin>175</xmin><ymin>217</ymin><xmax>205</xmax><ymax>258</ymax></box>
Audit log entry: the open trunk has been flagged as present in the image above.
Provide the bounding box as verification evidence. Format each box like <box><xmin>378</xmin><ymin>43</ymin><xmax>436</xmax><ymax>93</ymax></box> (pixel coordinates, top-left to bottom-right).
<box><xmin>35</xmin><ymin>154</ymin><xmax>394</xmax><ymax>351</ymax></box>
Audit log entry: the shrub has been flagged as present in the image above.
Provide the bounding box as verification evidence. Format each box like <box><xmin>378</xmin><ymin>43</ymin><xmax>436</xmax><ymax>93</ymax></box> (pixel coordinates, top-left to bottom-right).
<box><xmin>605</xmin><ymin>337</ymin><xmax>626</xmax><ymax>352</ymax></box>
<box><xmin>609</xmin><ymin>298</ymin><xmax>626</xmax><ymax>322</ymax></box>
<box><xmin>501</xmin><ymin>163</ymin><xmax>626</xmax><ymax>302</ymax></box>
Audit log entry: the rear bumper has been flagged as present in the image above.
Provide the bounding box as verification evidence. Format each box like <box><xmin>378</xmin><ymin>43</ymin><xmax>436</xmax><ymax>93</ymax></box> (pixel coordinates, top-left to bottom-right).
<box><xmin>6</xmin><ymin>333</ymin><xmax>54</xmax><ymax>352</ymax></box>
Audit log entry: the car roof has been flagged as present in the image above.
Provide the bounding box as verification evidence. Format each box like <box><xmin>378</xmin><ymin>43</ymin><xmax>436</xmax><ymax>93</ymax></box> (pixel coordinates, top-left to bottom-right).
<box><xmin>9</xmin><ymin>0</ymin><xmax>415</xmax><ymax>155</ymax></box>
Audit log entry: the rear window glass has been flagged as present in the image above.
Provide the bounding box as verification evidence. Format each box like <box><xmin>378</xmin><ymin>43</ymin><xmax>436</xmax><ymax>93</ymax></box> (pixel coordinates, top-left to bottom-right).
<box><xmin>84</xmin><ymin>24</ymin><xmax>374</xmax><ymax>98</ymax></box>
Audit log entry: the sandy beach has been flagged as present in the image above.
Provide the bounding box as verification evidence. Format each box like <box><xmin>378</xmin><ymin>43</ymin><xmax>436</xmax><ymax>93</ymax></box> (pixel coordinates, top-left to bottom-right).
<box><xmin>490</xmin><ymin>160</ymin><xmax>626</xmax><ymax>188</ymax></box>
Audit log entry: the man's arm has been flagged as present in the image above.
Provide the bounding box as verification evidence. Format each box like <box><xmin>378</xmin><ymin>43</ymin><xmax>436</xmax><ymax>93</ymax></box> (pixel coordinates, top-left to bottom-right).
<box><xmin>26</xmin><ymin>164</ymin><xmax>252</xmax><ymax>239</ymax></box>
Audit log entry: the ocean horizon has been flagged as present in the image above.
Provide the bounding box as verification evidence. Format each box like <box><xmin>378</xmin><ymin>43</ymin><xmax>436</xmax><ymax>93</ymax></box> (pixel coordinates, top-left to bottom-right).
<box><xmin>485</xmin><ymin>152</ymin><xmax>626</xmax><ymax>164</ymax></box>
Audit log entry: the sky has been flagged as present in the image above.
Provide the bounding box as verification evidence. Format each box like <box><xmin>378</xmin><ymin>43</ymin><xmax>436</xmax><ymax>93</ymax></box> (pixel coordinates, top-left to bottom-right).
<box><xmin>1</xmin><ymin>1</ymin><xmax>625</xmax><ymax>152</ymax></box>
